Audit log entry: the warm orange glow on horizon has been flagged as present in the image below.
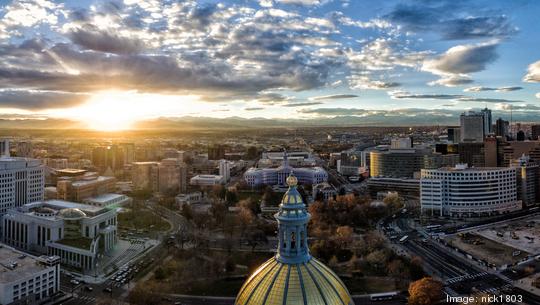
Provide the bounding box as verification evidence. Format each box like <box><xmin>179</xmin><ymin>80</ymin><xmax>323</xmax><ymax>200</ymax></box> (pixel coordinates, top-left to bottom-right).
<box><xmin>50</xmin><ymin>90</ymin><xmax>207</xmax><ymax>131</ymax></box>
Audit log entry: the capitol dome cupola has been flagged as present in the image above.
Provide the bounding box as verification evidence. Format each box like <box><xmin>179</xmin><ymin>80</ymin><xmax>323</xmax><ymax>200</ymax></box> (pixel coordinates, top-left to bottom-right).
<box><xmin>235</xmin><ymin>173</ymin><xmax>355</xmax><ymax>305</ymax></box>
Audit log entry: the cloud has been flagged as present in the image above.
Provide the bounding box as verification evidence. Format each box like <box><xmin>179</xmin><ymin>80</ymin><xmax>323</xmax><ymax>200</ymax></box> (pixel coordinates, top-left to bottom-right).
<box><xmin>386</xmin><ymin>2</ymin><xmax>517</xmax><ymax>40</ymax></box>
<box><xmin>346</xmin><ymin>38</ymin><xmax>428</xmax><ymax>90</ymax></box>
<box><xmin>389</xmin><ymin>91</ymin><xmax>523</xmax><ymax>104</ymax></box>
<box><xmin>458</xmin><ymin>97</ymin><xmax>523</xmax><ymax>104</ymax></box>
<box><xmin>310</xmin><ymin>94</ymin><xmax>358</xmax><ymax>100</ymax></box>
<box><xmin>299</xmin><ymin>107</ymin><xmax>366</xmax><ymax>115</ymax></box>
<box><xmin>428</xmin><ymin>75</ymin><xmax>473</xmax><ymax>87</ymax></box>
<box><xmin>68</xmin><ymin>27</ymin><xmax>147</xmax><ymax>54</ymax></box>
<box><xmin>524</xmin><ymin>60</ymin><xmax>540</xmax><ymax>82</ymax></box>
<box><xmin>423</xmin><ymin>41</ymin><xmax>499</xmax><ymax>87</ymax></box>
<box><xmin>275</xmin><ymin>0</ymin><xmax>323</xmax><ymax>5</ymax></box>
<box><xmin>0</xmin><ymin>90</ymin><xmax>88</xmax><ymax>110</ymax></box>
<box><xmin>464</xmin><ymin>86</ymin><xmax>523</xmax><ymax>92</ymax></box>
<box><xmin>536</xmin><ymin>93</ymin><xmax>540</xmax><ymax>99</ymax></box>
<box><xmin>244</xmin><ymin>107</ymin><xmax>264</xmax><ymax>111</ymax></box>
<box><xmin>282</xmin><ymin>102</ymin><xmax>323</xmax><ymax>107</ymax></box>
<box><xmin>389</xmin><ymin>91</ymin><xmax>464</xmax><ymax>100</ymax></box>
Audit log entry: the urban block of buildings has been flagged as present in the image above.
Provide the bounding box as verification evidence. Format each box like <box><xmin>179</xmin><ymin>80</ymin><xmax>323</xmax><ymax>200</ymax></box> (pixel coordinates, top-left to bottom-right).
<box><xmin>244</xmin><ymin>152</ymin><xmax>327</xmax><ymax>187</ymax></box>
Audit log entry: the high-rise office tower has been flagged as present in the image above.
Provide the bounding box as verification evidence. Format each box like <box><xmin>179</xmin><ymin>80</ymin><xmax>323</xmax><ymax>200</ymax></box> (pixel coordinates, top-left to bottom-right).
<box><xmin>495</xmin><ymin>118</ymin><xmax>509</xmax><ymax>138</ymax></box>
<box><xmin>120</xmin><ymin>143</ymin><xmax>135</xmax><ymax>164</ymax></box>
<box><xmin>0</xmin><ymin>155</ymin><xmax>44</xmax><ymax>215</ymax></box>
<box><xmin>460</xmin><ymin>111</ymin><xmax>485</xmax><ymax>142</ymax></box>
<box><xmin>447</xmin><ymin>127</ymin><xmax>460</xmax><ymax>143</ymax></box>
<box><xmin>16</xmin><ymin>141</ymin><xmax>33</xmax><ymax>157</ymax></box>
<box><xmin>511</xmin><ymin>155</ymin><xmax>539</xmax><ymax>207</ymax></box>
<box><xmin>481</xmin><ymin>107</ymin><xmax>492</xmax><ymax>135</ymax></box>
<box><xmin>0</xmin><ymin>139</ymin><xmax>9</xmax><ymax>157</ymax></box>
<box><xmin>208</xmin><ymin>144</ymin><xmax>226</xmax><ymax>160</ymax></box>
<box><xmin>532</xmin><ymin>125</ymin><xmax>540</xmax><ymax>140</ymax></box>
<box><xmin>219</xmin><ymin>159</ymin><xmax>231</xmax><ymax>182</ymax></box>
<box><xmin>517</xmin><ymin>130</ymin><xmax>526</xmax><ymax>141</ymax></box>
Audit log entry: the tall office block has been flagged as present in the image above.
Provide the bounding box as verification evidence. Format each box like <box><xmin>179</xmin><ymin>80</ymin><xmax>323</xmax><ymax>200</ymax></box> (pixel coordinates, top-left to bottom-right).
<box><xmin>0</xmin><ymin>156</ymin><xmax>44</xmax><ymax>215</ymax></box>
<box><xmin>460</xmin><ymin>112</ymin><xmax>485</xmax><ymax>142</ymax></box>
<box><xmin>219</xmin><ymin>159</ymin><xmax>231</xmax><ymax>182</ymax></box>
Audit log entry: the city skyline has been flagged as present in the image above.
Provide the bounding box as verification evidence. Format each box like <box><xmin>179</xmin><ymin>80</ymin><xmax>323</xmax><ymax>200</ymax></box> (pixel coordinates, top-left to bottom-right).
<box><xmin>0</xmin><ymin>0</ymin><xmax>539</xmax><ymax>130</ymax></box>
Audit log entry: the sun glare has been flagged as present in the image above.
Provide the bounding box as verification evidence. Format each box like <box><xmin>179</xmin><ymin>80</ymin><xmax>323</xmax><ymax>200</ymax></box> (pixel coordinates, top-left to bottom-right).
<box><xmin>51</xmin><ymin>91</ymin><xmax>206</xmax><ymax>131</ymax></box>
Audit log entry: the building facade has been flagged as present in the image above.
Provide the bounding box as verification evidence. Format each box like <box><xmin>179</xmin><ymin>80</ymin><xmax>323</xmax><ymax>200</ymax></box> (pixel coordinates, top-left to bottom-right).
<box><xmin>460</xmin><ymin>111</ymin><xmax>485</xmax><ymax>142</ymax></box>
<box><xmin>421</xmin><ymin>165</ymin><xmax>521</xmax><ymax>217</ymax></box>
<box><xmin>369</xmin><ymin>147</ymin><xmax>456</xmax><ymax>179</ymax></box>
<box><xmin>0</xmin><ymin>245</ymin><xmax>60</xmax><ymax>305</ymax></box>
<box><xmin>511</xmin><ymin>155</ymin><xmax>539</xmax><ymax>207</ymax></box>
<box><xmin>0</xmin><ymin>156</ymin><xmax>44</xmax><ymax>215</ymax></box>
<box><xmin>56</xmin><ymin>171</ymin><xmax>116</xmax><ymax>203</ymax></box>
<box><xmin>244</xmin><ymin>155</ymin><xmax>327</xmax><ymax>187</ymax></box>
<box><xmin>2</xmin><ymin>200</ymin><xmax>118</xmax><ymax>271</ymax></box>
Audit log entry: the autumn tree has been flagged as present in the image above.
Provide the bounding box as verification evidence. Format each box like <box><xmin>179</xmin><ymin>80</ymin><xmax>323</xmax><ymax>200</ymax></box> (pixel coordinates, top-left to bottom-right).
<box><xmin>408</xmin><ymin>277</ymin><xmax>443</xmax><ymax>305</ymax></box>
<box><xmin>237</xmin><ymin>206</ymin><xmax>255</xmax><ymax>237</ymax></box>
<box><xmin>128</xmin><ymin>281</ymin><xmax>163</xmax><ymax>305</ymax></box>
<box><xmin>180</xmin><ymin>203</ymin><xmax>193</xmax><ymax>221</ymax></box>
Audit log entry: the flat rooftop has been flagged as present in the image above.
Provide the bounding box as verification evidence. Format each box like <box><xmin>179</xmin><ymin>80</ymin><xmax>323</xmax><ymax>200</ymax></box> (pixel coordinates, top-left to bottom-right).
<box><xmin>0</xmin><ymin>245</ymin><xmax>50</xmax><ymax>284</ymax></box>
<box><xmin>0</xmin><ymin>156</ymin><xmax>42</xmax><ymax>170</ymax></box>
<box><xmin>70</xmin><ymin>175</ymin><xmax>114</xmax><ymax>187</ymax></box>
<box><xmin>55</xmin><ymin>168</ymin><xmax>87</xmax><ymax>175</ymax></box>
<box><xmin>85</xmin><ymin>193</ymin><xmax>127</xmax><ymax>203</ymax></box>
<box><xmin>44</xmin><ymin>200</ymin><xmax>104</xmax><ymax>214</ymax></box>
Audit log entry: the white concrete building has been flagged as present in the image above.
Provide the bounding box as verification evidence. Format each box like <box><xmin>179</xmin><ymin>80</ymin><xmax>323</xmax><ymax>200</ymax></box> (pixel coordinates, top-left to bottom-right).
<box><xmin>83</xmin><ymin>193</ymin><xmax>132</xmax><ymax>208</ymax></box>
<box><xmin>190</xmin><ymin>175</ymin><xmax>224</xmax><ymax>186</ymax></box>
<box><xmin>0</xmin><ymin>156</ymin><xmax>44</xmax><ymax>215</ymax></box>
<box><xmin>2</xmin><ymin>200</ymin><xmax>117</xmax><ymax>271</ymax></box>
<box><xmin>219</xmin><ymin>159</ymin><xmax>231</xmax><ymax>182</ymax></box>
<box><xmin>175</xmin><ymin>192</ymin><xmax>203</xmax><ymax>206</ymax></box>
<box><xmin>259</xmin><ymin>151</ymin><xmax>317</xmax><ymax>167</ymax></box>
<box><xmin>421</xmin><ymin>164</ymin><xmax>521</xmax><ymax>217</ymax></box>
<box><xmin>0</xmin><ymin>245</ymin><xmax>60</xmax><ymax>305</ymax></box>
<box><xmin>244</xmin><ymin>153</ymin><xmax>327</xmax><ymax>187</ymax></box>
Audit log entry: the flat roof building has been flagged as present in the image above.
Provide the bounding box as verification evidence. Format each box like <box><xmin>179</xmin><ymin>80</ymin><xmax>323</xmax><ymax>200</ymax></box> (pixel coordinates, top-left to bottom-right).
<box><xmin>0</xmin><ymin>244</ymin><xmax>60</xmax><ymax>305</ymax></box>
<box><xmin>421</xmin><ymin>165</ymin><xmax>521</xmax><ymax>218</ymax></box>
<box><xmin>2</xmin><ymin>200</ymin><xmax>118</xmax><ymax>271</ymax></box>
<box><xmin>244</xmin><ymin>152</ymin><xmax>327</xmax><ymax>187</ymax></box>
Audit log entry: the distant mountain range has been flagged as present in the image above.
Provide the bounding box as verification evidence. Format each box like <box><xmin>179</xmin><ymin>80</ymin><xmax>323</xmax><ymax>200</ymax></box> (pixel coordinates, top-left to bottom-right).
<box><xmin>0</xmin><ymin>115</ymin><xmax>462</xmax><ymax>130</ymax></box>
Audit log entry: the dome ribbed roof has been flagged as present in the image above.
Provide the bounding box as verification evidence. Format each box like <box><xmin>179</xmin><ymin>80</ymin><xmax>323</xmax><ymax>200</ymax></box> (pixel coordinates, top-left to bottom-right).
<box><xmin>58</xmin><ymin>208</ymin><xmax>86</xmax><ymax>219</ymax></box>
<box><xmin>235</xmin><ymin>256</ymin><xmax>354</xmax><ymax>305</ymax></box>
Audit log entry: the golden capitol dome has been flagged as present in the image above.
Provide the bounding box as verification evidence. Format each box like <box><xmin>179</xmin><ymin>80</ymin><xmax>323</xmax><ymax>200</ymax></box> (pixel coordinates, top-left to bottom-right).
<box><xmin>235</xmin><ymin>173</ymin><xmax>354</xmax><ymax>305</ymax></box>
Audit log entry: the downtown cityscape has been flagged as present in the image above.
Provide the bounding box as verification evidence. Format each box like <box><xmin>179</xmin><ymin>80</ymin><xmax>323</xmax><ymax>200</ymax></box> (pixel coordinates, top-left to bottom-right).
<box><xmin>0</xmin><ymin>0</ymin><xmax>540</xmax><ymax>305</ymax></box>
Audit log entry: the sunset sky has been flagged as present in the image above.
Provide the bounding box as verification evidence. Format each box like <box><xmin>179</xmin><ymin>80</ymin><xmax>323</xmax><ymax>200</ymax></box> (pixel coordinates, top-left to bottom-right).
<box><xmin>0</xmin><ymin>0</ymin><xmax>539</xmax><ymax>129</ymax></box>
